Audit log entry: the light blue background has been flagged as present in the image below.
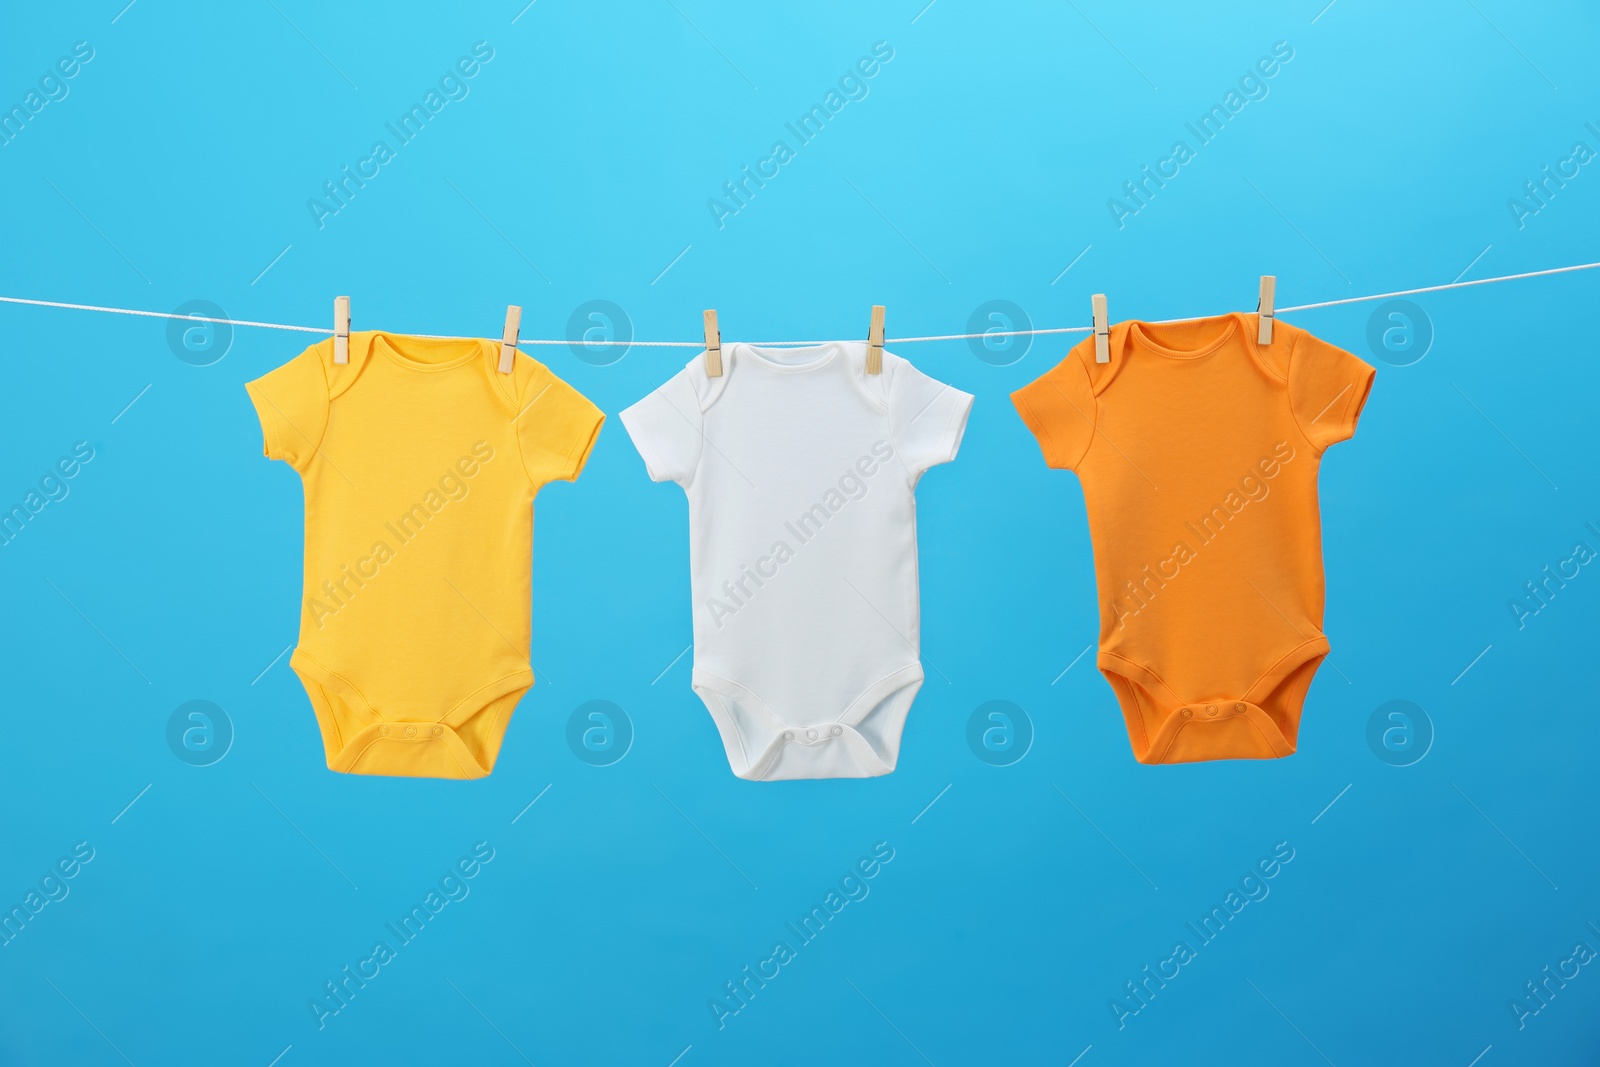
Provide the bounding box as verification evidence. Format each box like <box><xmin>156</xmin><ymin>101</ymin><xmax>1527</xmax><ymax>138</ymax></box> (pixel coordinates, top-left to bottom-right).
<box><xmin>2</xmin><ymin>2</ymin><xmax>1597</xmax><ymax>1064</ymax></box>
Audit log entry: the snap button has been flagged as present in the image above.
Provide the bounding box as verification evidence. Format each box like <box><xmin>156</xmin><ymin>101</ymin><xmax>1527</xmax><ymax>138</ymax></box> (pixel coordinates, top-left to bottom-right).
<box><xmin>1180</xmin><ymin>708</ymin><xmax>1192</xmax><ymax>719</ymax></box>
<box><xmin>830</xmin><ymin>725</ymin><xmax>843</xmax><ymax>737</ymax></box>
<box><xmin>1206</xmin><ymin>705</ymin><xmax>1218</xmax><ymax>717</ymax></box>
<box><xmin>404</xmin><ymin>725</ymin><xmax>417</xmax><ymax>738</ymax></box>
<box><xmin>379</xmin><ymin>725</ymin><xmax>389</xmax><ymax>736</ymax></box>
<box><xmin>806</xmin><ymin>728</ymin><xmax>818</xmax><ymax>741</ymax></box>
<box><xmin>784</xmin><ymin>731</ymin><xmax>794</xmax><ymax>741</ymax></box>
<box><xmin>1235</xmin><ymin>702</ymin><xmax>1246</xmax><ymax>714</ymax></box>
<box><xmin>431</xmin><ymin>725</ymin><xmax>443</xmax><ymax>737</ymax></box>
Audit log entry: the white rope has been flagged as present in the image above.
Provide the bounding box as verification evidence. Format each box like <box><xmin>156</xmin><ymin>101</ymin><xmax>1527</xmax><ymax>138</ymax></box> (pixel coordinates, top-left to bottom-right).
<box><xmin>1</xmin><ymin>260</ymin><xmax>1595</xmax><ymax>348</ymax></box>
<box><xmin>0</xmin><ymin>295</ymin><xmax>326</xmax><ymax>334</ymax></box>
<box><xmin>514</xmin><ymin>337</ymin><xmax>702</xmax><ymax>347</ymax></box>
<box><xmin>1276</xmin><ymin>259</ymin><xmax>1600</xmax><ymax>312</ymax></box>
<box><xmin>894</xmin><ymin>260</ymin><xmax>1600</xmax><ymax>342</ymax></box>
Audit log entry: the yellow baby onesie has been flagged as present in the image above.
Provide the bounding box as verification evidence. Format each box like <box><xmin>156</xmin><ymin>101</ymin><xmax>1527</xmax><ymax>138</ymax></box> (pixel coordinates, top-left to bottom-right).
<box><xmin>246</xmin><ymin>331</ymin><xmax>603</xmax><ymax>779</ymax></box>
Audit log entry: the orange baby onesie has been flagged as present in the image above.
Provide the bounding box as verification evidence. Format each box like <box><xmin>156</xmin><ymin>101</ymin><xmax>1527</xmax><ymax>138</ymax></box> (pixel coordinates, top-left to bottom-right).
<box><xmin>246</xmin><ymin>331</ymin><xmax>603</xmax><ymax>779</ymax></box>
<box><xmin>1012</xmin><ymin>312</ymin><xmax>1373</xmax><ymax>764</ymax></box>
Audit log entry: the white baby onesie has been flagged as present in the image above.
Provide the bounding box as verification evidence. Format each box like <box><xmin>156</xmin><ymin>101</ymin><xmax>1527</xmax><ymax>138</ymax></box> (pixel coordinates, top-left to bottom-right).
<box><xmin>621</xmin><ymin>341</ymin><xmax>972</xmax><ymax>780</ymax></box>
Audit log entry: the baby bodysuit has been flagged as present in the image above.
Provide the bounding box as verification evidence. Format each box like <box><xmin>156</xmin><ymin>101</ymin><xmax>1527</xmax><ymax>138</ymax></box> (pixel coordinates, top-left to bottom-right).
<box><xmin>622</xmin><ymin>342</ymin><xmax>972</xmax><ymax>780</ymax></box>
<box><xmin>246</xmin><ymin>331</ymin><xmax>603</xmax><ymax>778</ymax></box>
<box><xmin>1012</xmin><ymin>312</ymin><xmax>1373</xmax><ymax>764</ymax></box>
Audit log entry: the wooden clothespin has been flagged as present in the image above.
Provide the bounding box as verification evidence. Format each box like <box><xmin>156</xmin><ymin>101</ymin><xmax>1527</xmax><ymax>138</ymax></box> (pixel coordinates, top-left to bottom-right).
<box><xmin>333</xmin><ymin>295</ymin><xmax>350</xmax><ymax>364</ymax></box>
<box><xmin>866</xmin><ymin>305</ymin><xmax>885</xmax><ymax>375</ymax></box>
<box><xmin>1257</xmin><ymin>275</ymin><xmax>1276</xmax><ymax>344</ymax></box>
<box><xmin>1091</xmin><ymin>293</ymin><xmax>1110</xmax><ymax>363</ymax></box>
<box><xmin>703</xmin><ymin>309</ymin><xmax>723</xmax><ymax>377</ymax></box>
<box><xmin>498</xmin><ymin>305</ymin><xmax>521</xmax><ymax>374</ymax></box>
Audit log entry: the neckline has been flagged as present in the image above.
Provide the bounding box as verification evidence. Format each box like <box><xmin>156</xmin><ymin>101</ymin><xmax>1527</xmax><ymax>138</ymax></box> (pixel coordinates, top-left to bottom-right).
<box><xmin>731</xmin><ymin>341</ymin><xmax>843</xmax><ymax>374</ymax></box>
<box><xmin>1127</xmin><ymin>312</ymin><xmax>1246</xmax><ymax>362</ymax></box>
<box><xmin>371</xmin><ymin>332</ymin><xmax>487</xmax><ymax>373</ymax></box>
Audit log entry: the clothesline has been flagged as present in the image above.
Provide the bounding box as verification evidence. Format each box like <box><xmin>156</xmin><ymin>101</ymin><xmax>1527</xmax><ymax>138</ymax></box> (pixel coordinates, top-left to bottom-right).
<box><xmin>0</xmin><ymin>259</ymin><xmax>1595</xmax><ymax>348</ymax></box>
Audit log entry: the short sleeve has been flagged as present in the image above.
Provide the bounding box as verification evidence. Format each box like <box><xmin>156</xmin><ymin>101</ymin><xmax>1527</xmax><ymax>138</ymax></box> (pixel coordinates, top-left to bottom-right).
<box><xmin>516</xmin><ymin>363</ymin><xmax>605</xmax><ymax>485</ymax></box>
<box><xmin>619</xmin><ymin>369</ymin><xmax>704</xmax><ymax>485</ymax></box>
<box><xmin>245</xmin><ymin>345</ymin><xmax>330</xmax><ymax>471</ymax></box>
<box><xmin>1011</xmin><ymin>347</ymin><xmax>1096</xmax><ymax>470</ymax></box>
<box><xmin>1288</xmin><ymin>329</ymin><xmax>1375</xmax><ymax>452</ymax></box>
<box><xmin>885</xmin><ymin>356</ymin><xmax>973</xmax><ymax>475</ymax></box>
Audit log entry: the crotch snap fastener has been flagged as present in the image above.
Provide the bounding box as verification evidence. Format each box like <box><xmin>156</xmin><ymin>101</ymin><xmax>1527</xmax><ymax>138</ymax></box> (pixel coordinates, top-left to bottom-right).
<box><xmin>806</xmin><ymin>728</ymin><xmax>819</xmax><ymax>741</ymax></box>
<box><xmin>379</xmin><ymin>725</ymin><xmax>389</xmax><ymax>736</ymax></box>
<box><xmin>1235</xmin><ymin>703</ymin><xmax>1246</xmax><ymax>713</ymax></box>
<box><xmin>784</xmin><ymin>731</ymin><xmax>795</xmax><ymax>741</ymax></box>
<box><xmin>431</xmin><ymin>725</ymin><xmax>444</xmax><ymax>737</ymax></box>
<box><xmin>831</xmin><ymin>725</ymin><xmax>843</xmax><ymax>737</ymax></box>
<box><xmin>1206</xmin><ymin>705</ymin><xmax>1218</xmax><ymax>717</ymax></box>
<box><xmin>404</xmin><ymin>725</ymin><xmax>417</xmax><ymax>737</ymax></box>
<box><xmin>1180</xmin><ymin>708</ymin><xmax>1192</xmax><ymax>718</ymax></box>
